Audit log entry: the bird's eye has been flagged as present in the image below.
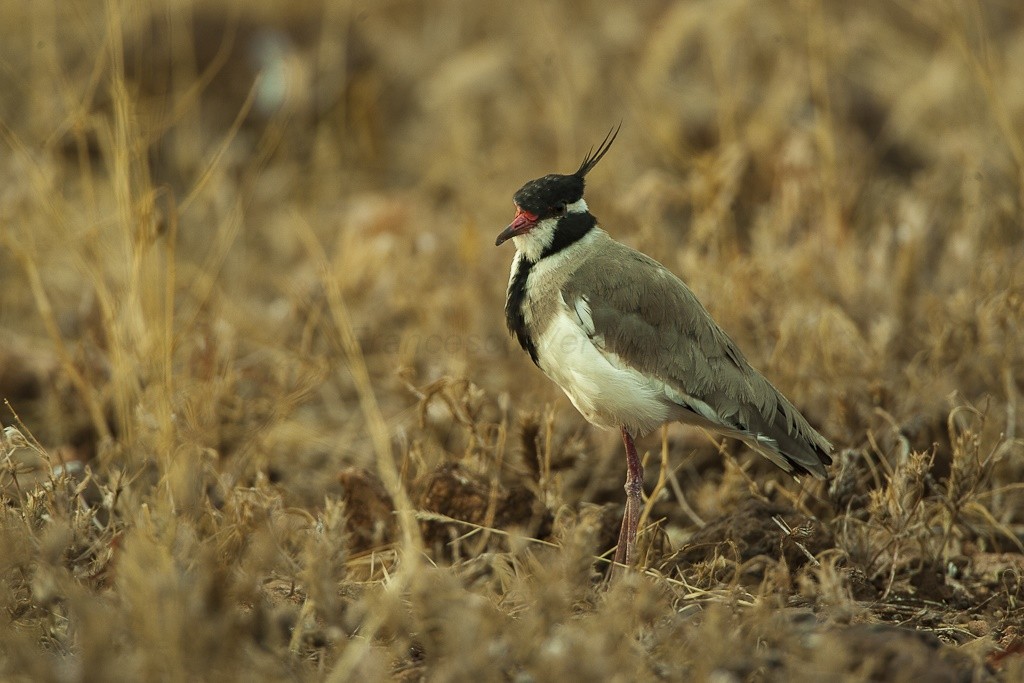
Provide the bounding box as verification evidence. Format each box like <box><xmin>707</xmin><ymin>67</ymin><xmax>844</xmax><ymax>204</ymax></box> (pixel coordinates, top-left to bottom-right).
<box><xmin>552</xmin><ymin>202</ymin><xmax>567</xmax><ymax>216</ymax></box>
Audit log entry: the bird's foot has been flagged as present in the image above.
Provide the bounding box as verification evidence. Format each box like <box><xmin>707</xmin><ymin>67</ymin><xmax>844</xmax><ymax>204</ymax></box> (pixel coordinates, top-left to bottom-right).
<box><xmin>609</xmin><ymin>427</ymin><xmax>644</xmax><ymax>580</ymax></box>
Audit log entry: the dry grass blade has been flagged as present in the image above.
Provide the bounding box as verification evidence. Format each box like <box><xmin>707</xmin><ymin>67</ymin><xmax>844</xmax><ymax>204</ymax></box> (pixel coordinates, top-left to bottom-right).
<box><xmin>293</xmin><ymin>217</ymin><xmax>422</xmax><ymax>560</ymax></box>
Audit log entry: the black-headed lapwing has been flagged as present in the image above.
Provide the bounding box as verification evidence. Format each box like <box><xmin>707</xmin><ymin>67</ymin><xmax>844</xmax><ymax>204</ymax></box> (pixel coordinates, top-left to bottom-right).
<box><xmin>496</xmin><ymin>126</ymin><xmax>833</xmax><ymax>571</ymax></box>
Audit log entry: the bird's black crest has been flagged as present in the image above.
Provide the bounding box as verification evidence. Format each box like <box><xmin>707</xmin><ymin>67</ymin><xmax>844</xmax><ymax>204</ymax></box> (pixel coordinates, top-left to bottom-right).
<box><xmin>511</xmin><ymin>124</ymin><xmax>621</xmax><ymax>219</ymax></box>
<box><xmin>574</xmin><ymin>123</ymin><xmax>620</xmax><ymax>178</ymax></box>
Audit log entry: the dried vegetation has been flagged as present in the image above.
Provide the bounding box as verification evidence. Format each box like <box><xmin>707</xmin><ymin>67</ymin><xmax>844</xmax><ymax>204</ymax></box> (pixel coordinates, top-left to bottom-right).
<box><xmin>1</xmin><ymin>0</ymin><xmax>1024</xmax><ymax>680</ymax></box>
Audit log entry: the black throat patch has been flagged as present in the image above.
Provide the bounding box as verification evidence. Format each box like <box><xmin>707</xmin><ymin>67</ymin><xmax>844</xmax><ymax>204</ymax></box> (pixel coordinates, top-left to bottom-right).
<box><xmin>505</xmin><ymin>255</ymin><xmax>538</xmax><ymax>365</ymax></box>
<box><xmin>540</xmin><ymin>212</ymin><xmax>595</xmax><ymax>259</ymax></box>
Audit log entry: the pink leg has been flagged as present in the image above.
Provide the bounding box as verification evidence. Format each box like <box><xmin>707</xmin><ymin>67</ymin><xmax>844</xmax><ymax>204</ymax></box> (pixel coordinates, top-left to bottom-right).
<box><xmin>612</xmin><ymin>427</ymin><xmax>644</xmax><ymax>573</ymax></box>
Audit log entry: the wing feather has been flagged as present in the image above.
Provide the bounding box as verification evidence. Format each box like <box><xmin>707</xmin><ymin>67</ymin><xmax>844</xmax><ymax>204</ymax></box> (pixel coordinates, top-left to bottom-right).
<box><xmin>561</xmin><ymin>238</ymin><xmax>832</xmax><ymax>478</ymax></box>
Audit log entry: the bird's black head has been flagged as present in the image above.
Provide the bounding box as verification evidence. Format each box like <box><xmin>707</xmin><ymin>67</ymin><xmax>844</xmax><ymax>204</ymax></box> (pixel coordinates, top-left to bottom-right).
<box><xmin>495</xmin><ymin>124</ymin><xmax>620</xmax><ymax>249</ymax></box>
<box><xmin>511</xmin><ymin>173</ymin><xmax>585</xmax><ymax>221</ymax></box>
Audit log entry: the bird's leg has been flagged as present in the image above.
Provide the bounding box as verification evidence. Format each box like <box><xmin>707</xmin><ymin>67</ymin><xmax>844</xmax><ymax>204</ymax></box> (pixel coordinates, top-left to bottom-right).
<box><xmin>612</xmin><ymin>427</ymin><xmax>644</xmax><ymax>573</ymax></box>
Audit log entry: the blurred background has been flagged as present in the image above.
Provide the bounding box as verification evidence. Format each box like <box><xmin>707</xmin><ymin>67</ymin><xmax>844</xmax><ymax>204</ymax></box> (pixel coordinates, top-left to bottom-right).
<box><xmin>1</xmin><ymin>0</ymin><xmax>1020</xmax><ymax>467</ymax></box>
<box><xmin>1</xmin><ymin>0</ymin><xmax>1024</xmax><ymax>679</ymax></box>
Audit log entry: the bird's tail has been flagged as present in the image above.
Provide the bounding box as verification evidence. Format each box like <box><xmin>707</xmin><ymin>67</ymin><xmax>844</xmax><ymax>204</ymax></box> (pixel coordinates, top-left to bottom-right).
<box><xmin>739</xmin><ymin>403</ymin><xmax>833</xmax><ymax>480</ymax></box>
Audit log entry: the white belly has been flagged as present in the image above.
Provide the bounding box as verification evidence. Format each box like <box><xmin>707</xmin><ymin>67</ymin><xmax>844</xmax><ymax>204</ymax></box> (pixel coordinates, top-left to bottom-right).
<box><xmin>535</xmin><ymin>308</ymin><xmax>677</xmax><ymax>435</ymax></box>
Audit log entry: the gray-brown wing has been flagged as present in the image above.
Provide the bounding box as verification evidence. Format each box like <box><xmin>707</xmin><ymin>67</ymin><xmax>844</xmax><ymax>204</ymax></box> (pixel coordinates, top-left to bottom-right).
<box><xmin>562</xmin><ymin>240</ymin><xmax>832</xmax><ymax>478</ymax></box>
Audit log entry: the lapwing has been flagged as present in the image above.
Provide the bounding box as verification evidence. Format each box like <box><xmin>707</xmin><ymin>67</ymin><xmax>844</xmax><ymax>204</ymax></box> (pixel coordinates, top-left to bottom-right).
<box><xmin>496</xmin><ymin>126</ymin><xmax>833</xmax><ymax>571</ymax></box>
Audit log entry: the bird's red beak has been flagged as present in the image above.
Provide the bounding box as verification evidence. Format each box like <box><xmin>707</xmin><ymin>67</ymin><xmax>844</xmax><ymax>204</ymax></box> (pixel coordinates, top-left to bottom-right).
<box><xmin>495</xmin><ymin>206</ymin><xmax>538</xmax><ymax>246</ymax></box>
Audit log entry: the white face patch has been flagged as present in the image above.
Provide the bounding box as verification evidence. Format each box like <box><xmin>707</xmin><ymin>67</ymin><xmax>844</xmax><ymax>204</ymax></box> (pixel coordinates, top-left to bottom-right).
<box><xmin>565</xmin><ymin>198</ymin><xmax>588</xmax><ymax>214</ymax></box>
<box><xmin>511</xmin><ymin>217</ymin><xmax>558</xmax><ymax>263</ymax></box>
<box><xmin>510</xmin><ymin>198</ymin><xmax>590</xmax><ymax>263</ymax></box>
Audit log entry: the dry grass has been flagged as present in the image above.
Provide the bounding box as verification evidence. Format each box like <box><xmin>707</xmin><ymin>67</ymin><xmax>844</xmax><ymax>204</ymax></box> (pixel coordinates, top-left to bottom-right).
<box><xmin>1</xmin><ymin>0</ymin><xmax>1024</xmax><ymax>680</ymax></box>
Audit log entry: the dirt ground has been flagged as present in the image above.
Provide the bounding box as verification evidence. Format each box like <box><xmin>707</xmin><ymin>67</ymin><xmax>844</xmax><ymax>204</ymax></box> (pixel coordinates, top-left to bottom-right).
<box><xmin>2</xmin><ymin>0</ymin><xmax>1024</xmax><ymax>680</ymax></box>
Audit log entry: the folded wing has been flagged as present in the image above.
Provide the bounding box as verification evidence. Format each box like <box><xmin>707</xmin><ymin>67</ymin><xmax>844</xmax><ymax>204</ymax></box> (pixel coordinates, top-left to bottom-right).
<box><xmin>561</xmin><ymin>242</ymin><xmax>833</xmax><ymax>479</ymax></box>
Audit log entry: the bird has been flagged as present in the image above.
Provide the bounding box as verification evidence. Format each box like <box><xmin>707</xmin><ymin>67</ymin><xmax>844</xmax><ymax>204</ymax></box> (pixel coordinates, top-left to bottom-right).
<box><xmin>495</xmin><ymin>126</ymin><xmax>833</xmax><ymax>571</ymax></box>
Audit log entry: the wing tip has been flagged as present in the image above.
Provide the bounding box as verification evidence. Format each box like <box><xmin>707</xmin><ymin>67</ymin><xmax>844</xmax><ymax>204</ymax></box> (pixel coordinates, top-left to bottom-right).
<box><xmin>750</xmin><ymin>434</ymin><xmax>833</xmax><ymax>481</ymax></box>
<box><xmin>787</xmin><ymin>443</ymin><xmax>834</xmax><ymax>481</ymax></box>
